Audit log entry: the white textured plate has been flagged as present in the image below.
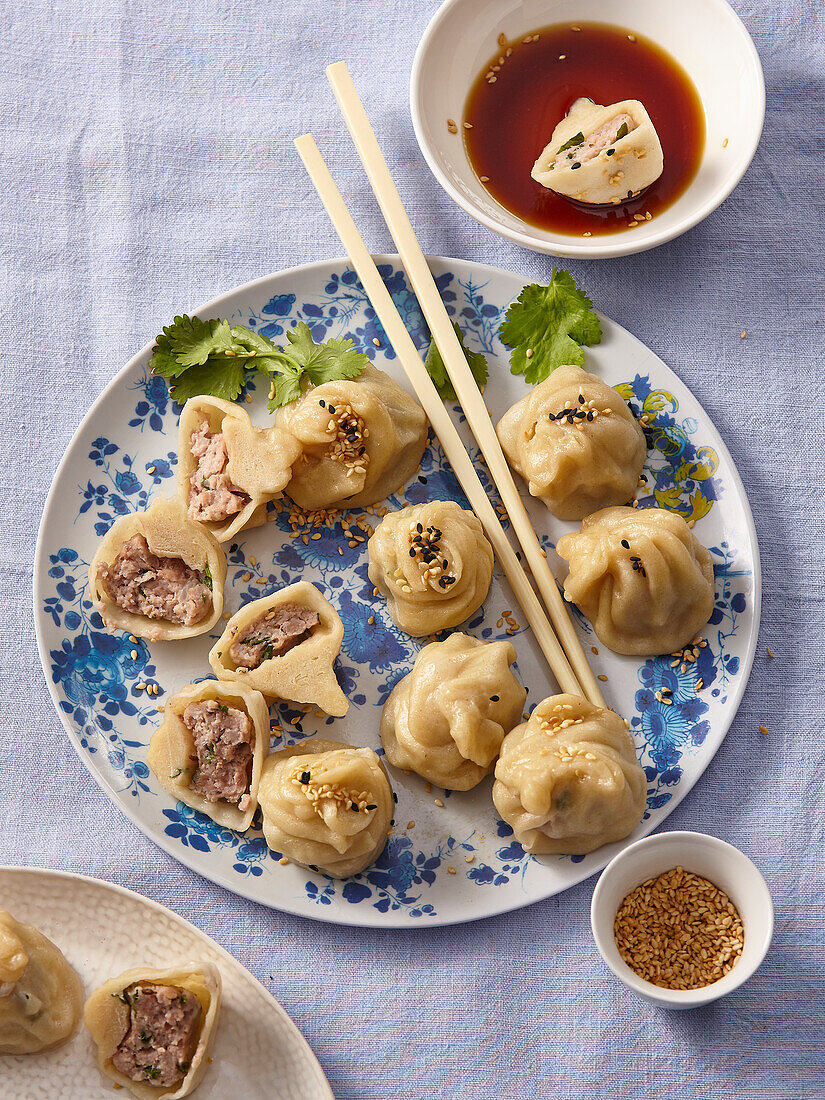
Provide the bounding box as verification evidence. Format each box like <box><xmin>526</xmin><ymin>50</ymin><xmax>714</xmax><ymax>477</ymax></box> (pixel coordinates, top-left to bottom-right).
<box><xmin>0</xmin><ymin>866</ymin><xmax>333</xmax><ymax>1099</ymax></box>
<box><xmin>34</xmin><ymin>256</ymin><xmax>760</xmax><ymax>927</ymax></box>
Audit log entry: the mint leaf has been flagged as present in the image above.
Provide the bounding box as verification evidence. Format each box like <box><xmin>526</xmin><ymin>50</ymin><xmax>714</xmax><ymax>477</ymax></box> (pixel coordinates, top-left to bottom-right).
<box><xmin>424</xmin><ymin>322</ymin><xmax>489</xmax><ymax>401</ymax></box>
<box><xmin>499</xmin><ymin>270</ymin><xmax>602</xmax><ymax>385</ymax></box>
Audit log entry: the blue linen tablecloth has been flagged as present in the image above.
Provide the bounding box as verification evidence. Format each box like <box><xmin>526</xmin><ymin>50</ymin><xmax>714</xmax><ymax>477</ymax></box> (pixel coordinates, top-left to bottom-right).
<box><xmin>1</xmin><ymin>1</ymin><xmax>824</xmax><ymax>1096</ymax></box>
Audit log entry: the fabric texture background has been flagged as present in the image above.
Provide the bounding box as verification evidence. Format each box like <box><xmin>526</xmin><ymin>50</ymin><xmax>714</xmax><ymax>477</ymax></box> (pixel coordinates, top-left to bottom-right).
<box><xmin>1</xmin><ymin>1</ymin><xmax>823</xmax><ymax>1096</ymax></box>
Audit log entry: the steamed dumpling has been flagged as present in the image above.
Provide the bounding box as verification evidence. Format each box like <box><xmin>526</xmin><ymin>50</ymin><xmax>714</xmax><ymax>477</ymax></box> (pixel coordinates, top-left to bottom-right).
<box><xmin>84</xmin><ymin>963</ymin><xmax>221</xmax><ymax>1098</ymax></box>
<box><xmin>209</xmin><ymin>581</ymin><xmax>348</xmax><ymax>716</ymax></box>
<box><xmin>178</xmin><ymin>395</ymin><xmax>301</xmax><ymax>541</ymax></box>
<box><xmin>0</xmin><ymin>911</ymin><xmax>84</xmax><ymax>1054</ymax></box>
<box><xmin>368</xmin><ymin>501</ymin><xmax>494</xmax><ymax>636</ymax></box>
<box><xmin>274</xmin><ymin>363</ymin><xmax>428</xmax><ymax>510</ymax></box>
<box><xmin>89</xmin><ymin>496</ymin><xmax>227</xmax><ymax>642</ymax></box>
<box><xmin>496</xmin><ymin>365</ymin><xmax>647</xmax><ymax>520</ymax></box>
<box><xmin>381</xmin><ymin>633</ymin><xmax>526</xmax><ymax>790</ymax></box>
<box><xmin>492</xmin><ymin>694</ymin><xmax>645</xmax><ymax>855</ymax></box>
<box><xmin>146</xmin><ymin>680</ymin><xmax>270</xmax><ymax>832</ymax></box>
<box><xmin>532</xmin><ymin>97</ymin><xmax>664</xmax><ymax>206</ymax></box>
<box><xmin>259</xmin><ymin>740</ymin><xmax>394</xmax><ymax>877</ymax></box>
<box><xmin>556</xmin><ymin>506</ymin><xmax>715</xmax><ymax>655</ymax></box>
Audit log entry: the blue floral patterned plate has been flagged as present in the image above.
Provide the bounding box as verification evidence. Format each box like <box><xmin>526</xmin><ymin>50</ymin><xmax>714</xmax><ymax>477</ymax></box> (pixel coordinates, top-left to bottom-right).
<box><xmin>34</xmin><ymin>257</ymin><xmax>760</xmax><ymax>927</ymax></box>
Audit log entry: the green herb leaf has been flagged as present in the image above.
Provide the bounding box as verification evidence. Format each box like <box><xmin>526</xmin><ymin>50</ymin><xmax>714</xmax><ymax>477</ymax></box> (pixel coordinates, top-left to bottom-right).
<box><xmin>556</xmin><ymin>131</ymin><xmax>584</xmax><ymax>155</ymax></box>
<box><xmin>163</xmin><ymin>359</ymin><xmax>247</xmax><ymax>403</ymax></box>
<box><xmin>615</xmin><ymin>122</ymin><xmax>629</xmax><ymax>141</ymax></box>
<box><xmin>424</xmin><ymin>322</ymin><xmax>489</xmax><ymax>401</ymax></box>
<box><xmin>203</xmin><ymin>564</ymin><xmax>213</xmax><ymax>591</ymax></box>
<box><xmin>264</xmin><ymin>323</ymin><xmax>369</xmax><ymax>410</ymax></box>
<box><xmin>499</xmin><ymin>270</ymin><xmax>602</xmax><ymax>384</ymax></box>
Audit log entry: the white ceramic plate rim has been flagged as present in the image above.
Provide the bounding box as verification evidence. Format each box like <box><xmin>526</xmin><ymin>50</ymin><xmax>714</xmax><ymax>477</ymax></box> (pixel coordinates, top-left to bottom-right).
<box><xmin>0</xmin><ymin>864</ymin><xmax>334</xmax><ymax>1097</ymax></box>
<box><xmin>409</xmin><ymin>0</ymin><xmax>766</xmax><ymax>258</ymax></box>
<box><xmin>33</xmin><ymin>254</ymin><xmax>762</xmax><ymax>928</ymax></box>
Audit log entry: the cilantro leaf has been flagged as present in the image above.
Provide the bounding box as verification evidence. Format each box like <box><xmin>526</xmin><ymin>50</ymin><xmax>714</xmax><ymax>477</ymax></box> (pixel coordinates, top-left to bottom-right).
<box><xmin>267</xmin><ymin>371</ymin><xmax>304</xmax><ymax>409</ymax></box>
<box><xmin>498</xmin><ymin>271</ymin><xmax>602</xmax><ymax>385</ymax></box>
<box><xmin>263</xmin><ymin>323</ymin><xmax>368</xmax><ymax>411</ymax></box>
<box><xmin>164</xmin><ymin>360</ymin><xmax>247</xmax><ymax>403</ymax></box>
<box><xmin>424</xmin><ymin>322</ymin><xmax>489</xmax><ymax>401</ymax></box>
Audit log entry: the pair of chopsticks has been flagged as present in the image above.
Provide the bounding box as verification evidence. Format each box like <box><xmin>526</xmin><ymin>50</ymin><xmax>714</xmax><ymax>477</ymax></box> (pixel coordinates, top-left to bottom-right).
<box><xmin>294</xmin><ymin>62</ymin><xmax>604</xmax><ymax>708</ymax></box>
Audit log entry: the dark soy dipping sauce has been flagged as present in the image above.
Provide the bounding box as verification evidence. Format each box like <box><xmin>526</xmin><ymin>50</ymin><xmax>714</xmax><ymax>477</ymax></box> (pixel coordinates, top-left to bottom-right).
<box><xmin>464</xmin><ymin>23</ymin><xmax>705</xmax><ymax>236</ymax></box>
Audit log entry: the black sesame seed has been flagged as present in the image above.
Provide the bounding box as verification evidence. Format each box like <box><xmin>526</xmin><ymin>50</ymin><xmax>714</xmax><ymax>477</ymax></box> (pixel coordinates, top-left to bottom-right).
<box><xmin>606</xmin><ymin>148</ymin><xmax>615</xmax><ymax>156</ymax></box>
<box><xmin>490</xmin><ymin>695</ymin><xmax>500</xmax><ymax>702</ymax></box>
<box><xmin>392</xmin><ymin>791</ymin><xmax>398</xmax><ymax>803</ymax></box>
<box><xmin>627</xmin><ymin>190</ymin><xmax>633</xmax><ymax>198</ymax></box>
<box><xmin>366</xmin><ymin>804</ymin><xmax>377</xmax><ymax>811</ymax></box>
<box><xmin>418</xmin><ymin>475</ymin><xmax>428</xmax><ymax>484</ymax></box>
<box><xmin>319</xmin><ymin>399</ymin><xmax>326</xmax><ymax>407</ymax></box>
<box><xmin>621</xmin><ymin>539</ymin><xmax>630</xmax><ymax>549</ymax></box>
<box><xmin>578</xmin><ymin>394</ymin><xmax>585</xmax><ymax>404</ymax></box>
<box><xmin>328</xmin><ymin>405</ymin><xmax>336</xmax><ymax>414</ymax></box>
<box><xmin>300</xmin><ymin>771</ymin><xmax>310</xmax><ymax>784</ymax></box>
<box><xmin>351</xmin><ymin>802</ymin><xmax>359</xmax><ymax>812</ymax></box>
<box><xmin>586</xmin><ymin>411</ymin><xmax>594</xmax><ymax>421</ymax></box>
<box><xmin>571</xmin><ymin>162</ymin><xmax>581</xmax><ymax>170</ymax></box>
<box><xmin>416</xmin><ymin>523</ymin><xmax>423</xmax><ymax>533</ymax></box>
<box><xmin>409</xmin><ymin>547</ymin><xmax>417</xmax><ymax>557</ymax></box>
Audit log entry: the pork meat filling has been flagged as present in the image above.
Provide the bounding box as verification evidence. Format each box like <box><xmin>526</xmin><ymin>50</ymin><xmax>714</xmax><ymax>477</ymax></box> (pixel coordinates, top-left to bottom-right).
<box><xmin>229</xmin><ymin>604</ymin><xmax>319</xmax><ymax>669</ymax></box>
<box><xmin>188</xmin><ymin>421</ymin><xmax>249</xmax><ymax>524</ymax></box>
<box><xmin>554</xmin><ymin>112</ymin><xmax>636</xmax><ymax>167</ymax></box>
<box><xmin>111</xmin><ymin>982</ymin><xmax>201</xmax><ymax>1088</ymax></box>
<box><xmin>98</xmin><ymin>535</ymin><xmax>212</xmax><ymax>626</ymax></box>
<box><xmin>184</xmin><ymin>700</ymin><xmax>255</xmax><ymax>809</ymax></box>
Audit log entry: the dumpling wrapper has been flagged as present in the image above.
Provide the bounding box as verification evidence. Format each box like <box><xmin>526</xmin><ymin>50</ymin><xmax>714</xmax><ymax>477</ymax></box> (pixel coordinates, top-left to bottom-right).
<box><xmin>275</xmin><ymin>362</ymin><xmax>428</xmax><ymax>511</ymax></box>
<box><xmin>493</xmin><ymin>694</ymin><xmax>646</xmax><ymax>855</ymax></box>
<box><xmin>381</xmin><ymin>633</ymin><xmax>526</xmax><ymax>790</ymax></box>
<box><xmin>496</xmin><ymin>364</ymin><xmax>647</xmax><ymax>520</ymax></box>
<box><xmin>259</xmin><ymin>739</ymin><xmax>394</xmax><ymax>877</ymax></box>
<box><xmin>367</xmin><ymin>501</ymin><xmax>494</xmax><ymax>636</ymax></box>
<box><xmin>177</xmin><ymin>395</ymin><xmax>301</xmax><ymax>542</ymax></box>
<box><xmin>84</xmin><ymin>962</ymin><xmax>221</xmax><ymax>1100</ymax></box>
<box><xmin>88</xmin><ymin>496</ymin><xmax>227</xmax><ymax>642</ymax></box>
<box><xmin>209</xmin><ymin>580</ymin><xmax>348</xmax><ymax>716</ymax></box>
<box><xmin>556</xmin><ymin>506</ymin><xmax>715</xmax><ymax>655</ymax></box>
<box><xmin>146</xmin><ymin>679</ymin><xmax>270</xmax><ymax>832</ymax></box>
<box><xmin>532</xmin><ymin>97</ymin><xmax>664</xmax><ymax>206</ymax></box>
<box><xmin>0</xmin><ymin>911</ymin><xmax>84</xmax><ymax>1054</ymax></box>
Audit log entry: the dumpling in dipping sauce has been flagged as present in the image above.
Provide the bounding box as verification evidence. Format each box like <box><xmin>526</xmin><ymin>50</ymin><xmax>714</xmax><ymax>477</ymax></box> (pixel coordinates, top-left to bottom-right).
<box><xmin>532</xmin><ymin>97</ymin><xmax>664</xmax><ymax>206</ymax></box>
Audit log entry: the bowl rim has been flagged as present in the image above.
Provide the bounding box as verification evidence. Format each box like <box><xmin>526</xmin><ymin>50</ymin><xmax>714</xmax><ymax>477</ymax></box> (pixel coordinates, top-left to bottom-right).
<box><xmin>409</xmin><ymin>0</ymin><xmax>766</xmax><ymax>258</ymax></box>
<box><xmin>589</xmin><ymin>830</ymin><xmax>774</xmax><ymax>1005</ymax></box>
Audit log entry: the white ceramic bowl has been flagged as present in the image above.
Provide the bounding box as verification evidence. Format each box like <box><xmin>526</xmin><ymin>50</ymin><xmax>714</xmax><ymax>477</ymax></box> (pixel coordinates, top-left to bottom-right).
<box><xmin>410</xmin><ymin>0</ymin><xmax>765</xmax><ymax>257</ymax></box>
<box><xmin>590</xmin><ymin>831</ymin><xmax>774</xmax><ymax>1009</ymax></box>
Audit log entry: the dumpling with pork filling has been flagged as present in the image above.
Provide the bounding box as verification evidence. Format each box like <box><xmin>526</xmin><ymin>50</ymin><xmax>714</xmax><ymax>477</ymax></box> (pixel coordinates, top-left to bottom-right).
<box><xmin>178</xmin><ymin>395</ymin><xmax>301</xmax><ymax>542</ymax></box>
<box><xmin>556</xmin><ymin>506</ymin><xmax>715</xmax><ymax>655</ymax></box>
<box><xmin>84</xmin><ymin>963</ymin><xmax>221</xmax><ymax>1098</ymax></box>
<box><xmin>146</xmin><ymin>680</ymin><xmax>269</xmax><ymax>832</ymax></box>
<box><xmin>0</xmin><ymin>910</ymin><xmax>84</xmax><ymax>1054</ymax></box>
<box><xmin>274</xmin><ymin>362</ymin><xmax>428</xmax><ymax>511</ymax></box>
<box><xmin>381</xmin><ymin>633</ymin><xmax>526</xmax><ymax>790</ymax></box>
<box><xmin>89</xmin><ymin>496</ymin><xmax>226</xmax><ymax>642</ymax></box>
<box><xmin>492</xmin><ymin>694</ymin><xmax>646</xmax><ymax>855</ymax></box>
<box><xmin>496</xmin><ymin>364</ymin><xmax>647</xmax><ymax>520</ymax></box>
<box><xmin>209</xmin><ymin>580</ymin><xmax>348</xmax><ymax>716</ymax></box>
<box><xmin>531</xmin><ymin>97</ymin><xmax>664</xmax><ymax>206</ymax></box>
<box><xmin>367</xmin><ymin>501</ymin><xmax>494</xmax><ymax>636</ymax></box>
<box><xmin>258</xmin><ymin>739</ymin><xmax>394</xmax><ymax>877</ymax></box>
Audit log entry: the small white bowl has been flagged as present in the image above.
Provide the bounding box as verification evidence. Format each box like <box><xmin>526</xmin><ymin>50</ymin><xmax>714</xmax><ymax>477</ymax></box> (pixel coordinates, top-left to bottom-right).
<box><xmin>590</xmin><ymin>831</ymin><xmax>773</xmax><ymax>1009</ymax></box>
<box><xmin>410</xmin><ymin>0</ymin><xmax>765</xmax><ymax>257</ymax></box>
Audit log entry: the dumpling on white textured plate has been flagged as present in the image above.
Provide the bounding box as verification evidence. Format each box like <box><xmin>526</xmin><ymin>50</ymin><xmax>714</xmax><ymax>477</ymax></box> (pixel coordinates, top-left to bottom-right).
<box><xmin>367</xmin><ymin>501</ymin><xmax>494</xmax><ymax>636</ymax></box>
<box><xmin>88</xmin><ymin>496</ymin><xmax>227</xmax><ymax>642</ymax></box>
<box><xmin>492</xmin><ymin>694</ymin><xmax>646</xmax><ymax>855</ymax></box>
<box><xmin>84</xmin><ymin>963</ymin><xmax>221</xmax><ymax>1098</ymax></box>
<box><xmin>209</xmin><ymin>580</ymin><xmax>348</xmax><ymax>716</ymax></box>
<box><xmin>381</xmin><ymin>633</ymin><xmax>526</xmax><ymax>790</ymax></box>
<box><xmin>146</xmin><ymin>680</ymin><xmax>270</xmax><ymax>832</ymax></box>
<box><xmin>178</xmin><ymin>395</ymin><xmax>301</xmax><ymax>542</ymax></box>
<box><xmin>274</xmin><ymin>363</ymin><xmax>428</xmax><ymax>511</ymax></box>
<box><xmin>496</xmin><ymin>364</ymin><xmax>647</xmax><ymax>520</ymax></box>
<box><xmin>531</xmin><ymin>97</ymin><xmax>664</xmax><ymax>206</ymax></box>
<box><xmin>0</xmin><ymin>911</ymin><xmax>84</xmax><ymax>1054</ymax></box>
<box><xmin>556</xmin><ymin>505</ymin><xmax>715</xmax><ymax>655</ymax></box>
<box><xmin>258</xmin><ymin>740</ymin><xmax>394</xmax><ymax>877</ymax></box>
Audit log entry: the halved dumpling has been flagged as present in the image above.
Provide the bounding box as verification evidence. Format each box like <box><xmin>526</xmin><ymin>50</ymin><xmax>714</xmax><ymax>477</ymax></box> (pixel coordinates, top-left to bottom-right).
<box><xmin>209</xmin><ymin>581</ymin><xmax>348</xmax><ymax>716</ymax></box>
<box><xmin>259</xmin><ymin>739</ymin><xmax>393</xmax><ymax>877</ymax></box>
<box><xmin>274</xmin><ymin>362</ymin><xmax>428</xmax><ymax>511</ymax></box>
<box><xmin>84</xmin><ymin>962</ymin><xmax>221</xmax><ymax>1099</ymax></box>
<box><xmin>0</xmin><ymin>911</ymin><xmax>84</xmax><ymax>1054</ymax></box>
<box><xmin>178</xmin><ymin>395</ymin><xmax>301</xmax><ymax>542</ymax></box>
<box><xmin>89</xmin><ymin>496</ymin><xmax>227</xmax><ymax>641</ymax></box>
<box><xmin>146</xmin><ymin>680</ymin><xmax>269</xmax><ymax>831</ymax></box>
<box><xmin>532</xmin><ymin>97</ymin><xmax>664</xmax><ymax>206</ymax></box>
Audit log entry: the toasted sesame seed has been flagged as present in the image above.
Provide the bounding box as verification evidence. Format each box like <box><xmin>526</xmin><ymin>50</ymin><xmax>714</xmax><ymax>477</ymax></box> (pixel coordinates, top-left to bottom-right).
<box><xmin>759</xmin><ymin>725</ymin><xmax>769</xmax><ymax>736</ymax></box>
<box><xmin>627</xmin><ymin>33</ymin><xmax>636</xmax><ymax>42</ymax></box>
<box><xmin>597</xmin><ymin>674</ymin><xmax>608</xmax><ymax>682</ymax></box>
<box><xmin>434</xmin><ymin>798</ymin><xmax>445</xmax><ymax>808</ymax></box>
<box><xmin>130</xmin><ymin>649</ymin><xmax>138</xmax><ymax>661</ymax></box>
<box><xmin>278</xmin><ymin>857</ymin><xmax>289</xmax><ymax>865</ymax></box>
<box><xmin>497</xmin><ymin>32</ymin><xmax>507</xmax><ymax>47</ymax></box>
<box><xmin>480</xmin><ymin>175</ymin><xmax>490</xmax><ymax>182</ymax></box>
<box><xmin>448</xmin><ymin>867</ymin><xmax>457</xmax><ymax>875</ymax></box>
<box><xmin>407</xmin><ymin>821</ymin><xmax>415</xmax><ymax>830</ymax></box>
<box><xmin>723</xmin><ymin>137</ymin><xmax>729</xmax><ymax>148</ymax></box>
<box><xmin>446</xmin><ymin>118</ymin><xmax>458</xmax><ymax>134</ymax></box>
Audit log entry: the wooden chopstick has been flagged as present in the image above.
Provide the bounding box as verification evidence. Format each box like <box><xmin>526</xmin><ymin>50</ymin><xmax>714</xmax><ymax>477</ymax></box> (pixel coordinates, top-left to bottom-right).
<box><xmin>294</xmin><ymin>133</ymin><xmax>584</xmax><ymax>698</ymax></box>
<box><xmin>324</xmin><ymin>62</ymin><xmax>605</xmax><ymax>708</ymax></box>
